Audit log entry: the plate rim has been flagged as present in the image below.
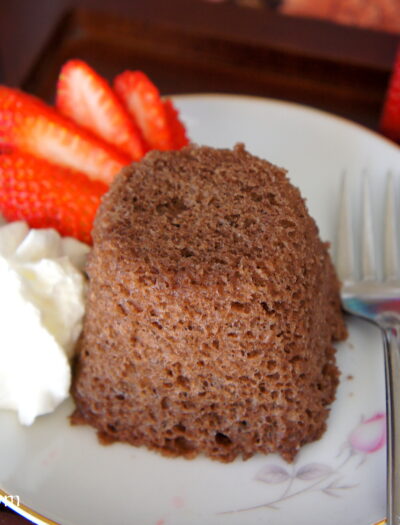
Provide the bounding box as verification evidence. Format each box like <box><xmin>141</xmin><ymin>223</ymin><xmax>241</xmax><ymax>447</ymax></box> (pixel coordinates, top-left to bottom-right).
<box><xmin>172</xmin><ymin>92</ymin><xmax>400</xmax><ymax>154</ymax></box>
<box><xmin>1</xmin><ymin>92</ymin><xmax>397</xmax><ymax>525</ymax></box>
<box><xmin>0</xmin><ymin>488</ymin><xmax>57</xmax><ymax>525</ymax></box>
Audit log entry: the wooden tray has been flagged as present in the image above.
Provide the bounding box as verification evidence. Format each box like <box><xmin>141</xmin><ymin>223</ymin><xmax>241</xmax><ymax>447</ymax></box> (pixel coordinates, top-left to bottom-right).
<box><xmin>19</xmin><ymin>0</ymin><xmax>399</xmax><ymax>129</ymax></box>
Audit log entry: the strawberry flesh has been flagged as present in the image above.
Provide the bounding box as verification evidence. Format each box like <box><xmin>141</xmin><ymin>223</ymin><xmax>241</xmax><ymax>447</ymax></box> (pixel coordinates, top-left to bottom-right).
<box><xmin>0</xmin><ymin>86</ymin><xmax>129</xmax><ymax>184</ymax></box>
<box><xmin>163</xmin><ymin>99</ymin><xmax>189</xmax><ymax>149</ymax></box>
<box><xmin>57</xmin><ymin>59</ymin><xmax>146</xmax><ymax>161</ymax></box>
<box><xmin>114</xmin><ymin>71</ymin><xmax>173</xmax><ymax>151</ymax></box>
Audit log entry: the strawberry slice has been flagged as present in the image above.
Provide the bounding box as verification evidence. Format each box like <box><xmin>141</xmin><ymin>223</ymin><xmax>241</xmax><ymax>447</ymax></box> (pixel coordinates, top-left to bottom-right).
<box><xmin>0</xmin><ymin>86</ymin><xmax>129</xmax><ymax>184</ymax></box>
<box><xmin>114</xmin><ymin>71</ymin><xmax>172</xmax><ymax>151</ymax></box>
<box><xmin>0</xmin><ymin>150</ymin><xmax>107</xmax><ymax>244</ymax></box>
<box><xmin>163</xmin><ymin>99</ymin><xmax>189</xmax><ymax>149</ymax></box>
<box><xmin>380</xmin><ymin>46</ymin><xmax>400</xmax><ymax>142</ymax></box>
<box><xmin>56</xmin><ymin>59</ymin><xmax>146</xmax><ymax>161</ymax></box>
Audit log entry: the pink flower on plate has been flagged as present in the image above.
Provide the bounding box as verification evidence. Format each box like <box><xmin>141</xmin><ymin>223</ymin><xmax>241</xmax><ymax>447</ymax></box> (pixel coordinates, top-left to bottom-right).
<box><xmin>348</xmin><ymin>412</ymin><xmax>386</xmax><ymax>454</ymax></box>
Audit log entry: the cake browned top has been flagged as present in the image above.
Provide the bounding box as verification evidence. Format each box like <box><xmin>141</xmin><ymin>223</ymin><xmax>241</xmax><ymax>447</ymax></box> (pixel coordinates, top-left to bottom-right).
<box><xmin>94</xmin><ymin>143</ymin><xmax>321</xmax><ymax>289</ymax></box>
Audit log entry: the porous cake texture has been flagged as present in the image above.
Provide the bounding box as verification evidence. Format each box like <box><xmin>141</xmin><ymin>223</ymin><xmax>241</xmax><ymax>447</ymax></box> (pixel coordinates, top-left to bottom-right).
<box><xmin>72</xmin><ymin>144</ymin><xmax>347</xmax><ymax>462</ymax></box>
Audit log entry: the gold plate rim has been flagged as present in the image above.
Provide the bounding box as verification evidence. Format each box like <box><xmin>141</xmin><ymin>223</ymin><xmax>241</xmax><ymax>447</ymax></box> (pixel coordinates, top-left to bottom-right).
<box><xmin>0</xmin><ymin>485</ymin><xmax>388</xmax><ymax>525</ymax></box>
<box><xmin>0</xmin><ymin>488</ymin><xmax>59</xmax><ymax>525</ymax></box>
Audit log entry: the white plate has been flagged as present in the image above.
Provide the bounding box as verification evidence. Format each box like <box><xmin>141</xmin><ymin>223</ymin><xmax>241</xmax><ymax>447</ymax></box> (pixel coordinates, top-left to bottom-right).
<box><xmin>1</xmin><ymin>94</ymin><xmax>400</xmax><ymax>525</ymax></box>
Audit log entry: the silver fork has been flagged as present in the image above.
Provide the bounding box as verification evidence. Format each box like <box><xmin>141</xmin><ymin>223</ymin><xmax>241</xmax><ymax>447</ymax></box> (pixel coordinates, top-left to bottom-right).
<box><xmin>336</xmin><ymin>173</ymin><xmax>400</xmax><ymax>525</ymax></box>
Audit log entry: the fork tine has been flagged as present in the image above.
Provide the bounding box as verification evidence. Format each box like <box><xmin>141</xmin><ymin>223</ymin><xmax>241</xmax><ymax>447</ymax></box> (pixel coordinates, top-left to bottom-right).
<box><xmin>361</xmin><ymin>174</ymin><xmax>377</xmax><ymax>280</ymax></box>
<box><xmin>336</xmin><ymin>172</ymin><xmax>355</xmax><ymax>283</ymax></box>
<box><xmin>384</xmin><ymin>173</ymin><xmax>400</xmax><ymax>281</ymax></box>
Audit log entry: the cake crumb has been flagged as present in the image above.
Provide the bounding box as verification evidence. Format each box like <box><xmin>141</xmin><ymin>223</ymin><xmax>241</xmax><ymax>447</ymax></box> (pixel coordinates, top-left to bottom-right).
<box><xmin>72</xmin><ymin>144</ymin><xmax>347</xmax><ymax>463</ymax></box>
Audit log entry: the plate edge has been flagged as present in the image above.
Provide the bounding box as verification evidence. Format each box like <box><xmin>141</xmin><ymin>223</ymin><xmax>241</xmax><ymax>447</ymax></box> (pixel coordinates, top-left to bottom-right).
<box><xmin>171</xmin><ymin>93</ymin><xmax>400</xmax><ymax>155</ymax></box>
<box><xmin>0</xmin><ymin>488</ymin><xmax>58</xmax><ymax>525</ymax></box>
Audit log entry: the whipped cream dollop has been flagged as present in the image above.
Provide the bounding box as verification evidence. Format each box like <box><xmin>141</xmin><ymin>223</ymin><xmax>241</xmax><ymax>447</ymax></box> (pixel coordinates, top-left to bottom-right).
<box><xmin>0</xmin><ymin>218</ymin><xmax>90</xmax><ymax>425</ymax></box>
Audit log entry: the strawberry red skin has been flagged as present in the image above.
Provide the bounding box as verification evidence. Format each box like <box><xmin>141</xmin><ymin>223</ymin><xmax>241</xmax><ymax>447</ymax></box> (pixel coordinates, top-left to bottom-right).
<box><xmin>114</xmin><ymin>71</ymin><xmax>172</xmax><ymax>151</ymax></box>
<box><xmin>0</xmin><ymin>150</ymin><xmax>108</xmax><ymax>244</ymax></box>
<box><xmin>0</xmin><ymin>86</ymin><xmax>129</xmax><ymax>184</ymax></box>
<box><xmin>380</xmin><ymin>46</ymin><xmax>400</xmax><ymax>142</ymax></box>
<box><xmin>57</xmin><ymin>59</ymin><xmax>146</xmax><ymax>161</ymax></box>
<box><xmin>163</xmin><ymin>99</ymin><xmax>189</xmax><ymax>149</ymax></box>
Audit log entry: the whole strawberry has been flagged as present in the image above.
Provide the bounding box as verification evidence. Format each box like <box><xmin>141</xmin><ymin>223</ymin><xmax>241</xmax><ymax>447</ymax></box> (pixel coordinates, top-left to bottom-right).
<box><xmin>0</xmin><ymin>150</ymin><xmax>108</xmax><ymax>244</ymax></box>
<box><xmin>380</xmin><ymin>46</ymin><xmax>400</xmax><ymax>143</ymax></box>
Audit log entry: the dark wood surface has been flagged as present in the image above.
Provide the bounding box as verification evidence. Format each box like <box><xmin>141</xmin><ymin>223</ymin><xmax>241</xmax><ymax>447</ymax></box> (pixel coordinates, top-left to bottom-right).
<box><xmin>0</xmin><ymin>506</ymin><xmax>30</xmax><ymax>525</ymax></box>
<box><xmin>1</xmin><ymin>0</ymin><xmax>399</xmax><ymax>129</ymax></box>
<box><xmin>0</xmin><ymin>1</ymin><xmax>398</xmax><ymax>524</ymax></box>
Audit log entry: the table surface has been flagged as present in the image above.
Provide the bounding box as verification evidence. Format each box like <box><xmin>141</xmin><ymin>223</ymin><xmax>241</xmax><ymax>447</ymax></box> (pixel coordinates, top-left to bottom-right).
<box><xmin>0</xmin><ymin>507</ymin><xmax>28</xmax><ymax>525</ymax></box>
<box><xmin>0</xmin><ymin>1</ymin><xmax>398</xmax><ymax>524</ymax></box>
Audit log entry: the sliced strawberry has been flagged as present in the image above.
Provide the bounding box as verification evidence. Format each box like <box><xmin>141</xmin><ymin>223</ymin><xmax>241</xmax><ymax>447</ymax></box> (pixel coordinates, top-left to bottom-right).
<box><xmin>56</xmin><ymin>59</ymin><xmax>146</xmax><ymax>161</ymax></box>
<box><xmin>380</xmin><ymin>46</ymin><xmax>400</xmax><ymax>142</ymax></box>
<box><xmin>114</xmin><ymin>71</ymin><xmax>172</xmax><ymax>151</ymax></box>
<box><xmin>0</xmin><ymin>150</ymin><xmax>107</xmax><ymax>244</ymax></box>
<box><xmin>0</xmin><ymin>86</ymin><xmax>129</xmax><ymax>184</ymax></box>
<box><xmin>163</xmin><ymin>99</ymin><xmax>189</xmax><ymax>149</ymax></box>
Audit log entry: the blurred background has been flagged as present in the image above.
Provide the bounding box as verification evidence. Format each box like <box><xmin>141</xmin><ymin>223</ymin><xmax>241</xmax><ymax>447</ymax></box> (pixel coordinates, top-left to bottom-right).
<box><xmin>0</xmin><ymin>0</ymin><xmax>399</xmax><ymax>130</ymax></box>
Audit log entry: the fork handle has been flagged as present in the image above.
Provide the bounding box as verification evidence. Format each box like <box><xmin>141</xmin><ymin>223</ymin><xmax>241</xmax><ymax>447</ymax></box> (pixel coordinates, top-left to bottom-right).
<box><xmin>383</xmin><ymin>324</ymin><xmax>400</xmax><ymax>525</ymax></box>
